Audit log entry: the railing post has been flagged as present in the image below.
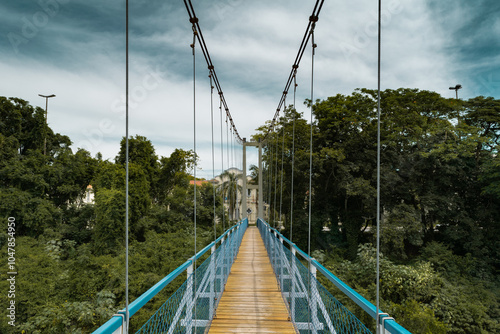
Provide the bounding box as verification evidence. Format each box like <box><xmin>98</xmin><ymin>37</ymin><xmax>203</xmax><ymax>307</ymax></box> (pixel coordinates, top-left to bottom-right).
<box><xmin>270</xmin><ymin>228</ymin><xmax>273</xmax><ymax>261</ymax></box>
<box><xmin>235</xmin><ymin>224</ymin><xmax>240</xmax><ymax>261</ymax></box>
<box><xmin>267</xmin><ymin>227</ymin><xmax>272</xmax><ymax>257</ymax></box>
<box><xmin>225</xmin><ymin>230</ymin><xmax>231</xmax><ymax>281</ymax></box>
<box><xmin>228</xmin><ymin>229</ymin><xmax>232</xmax><ymax>267</ymax></box>
<box><xmin>309</xmin><ymin>261</ymin><xmax>319</xmax><ymax>333</ymax></box>
<box><xmin>233</xmin><ymin>226</ymin><xmax>237</xmax><ymax>261</ymax></box>
<box><xmin>264</xmin><ymin>226</ymin><xmax>267</xmax><ymax>249</ymax></box>
<box><xmin>230</xmin><ymin>228</ymin><xmax>234</xmax><ymax>264</ymax></box>
<box><xmin>378</xmin><ymin>313</ymin><xmax>394</xmax><ymax>334</ymax></box>
<box><xmin>110</xmin><ymin>313</ymin><xmax>126</xmax><ymax>334</ymax></box>
<box><xmin>291</xmin><ymin>246</ymin><xmax>297</xmax><ymax>324</ymax></box>
<box><xmin>263</xmin><ymin>224</ymin><xmax>267</xmax><ymax>249</ymax></box>
<box><xmin>220</xmin><ymin>236</ymin><xmax>225</xmax><ymax>289</ymax></box>
<box><xmin>231</xmin><ymin>227</ymin><xmax>236</xmax><ymax>263</ymax></box>
<box><xmin>210</xmin><ymin>244</ymin><xmax>216</xmax><ymax>320</ymax></box>
<box><xmin>279</xmin><ymin>235</ymin><xmax>284</xmax><ymax>290</ymax></box>
<box><xmin>231</xmin><ymin>227</ymin><xmax>235</xmax><ymax>262</ymax></box>
<box><xmin>273</xmin><ymin>230</ymin><xmax>278</xmax><ymax>279</ymax></box>
<box><xmin>186</xmin><ymin>258</ymin><xmax>194</xmax><ymax>333</ymax></box>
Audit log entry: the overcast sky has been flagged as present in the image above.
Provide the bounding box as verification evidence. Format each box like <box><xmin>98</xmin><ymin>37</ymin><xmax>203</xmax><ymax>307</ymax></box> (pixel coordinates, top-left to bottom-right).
<box><xmin>1</xmin><ymin>0</ymin><xmax>499</xmax><ymax>179</ymax></box>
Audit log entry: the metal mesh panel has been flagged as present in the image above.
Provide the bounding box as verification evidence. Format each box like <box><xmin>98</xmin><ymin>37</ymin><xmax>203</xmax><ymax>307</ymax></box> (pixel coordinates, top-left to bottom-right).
<box><xmin>136</xmin><ymin>222</ymin><xmax>246</xmax><ymax>334</ymax></box>
<box><xmin>134</xmin><ymin>276</ymin><xmax>190</xmax><ymax>334</ymax></box>
<box><xmin>258</xmin><ymin>221</ymin><xmax>372</xmax><ymax>334</ymax></box>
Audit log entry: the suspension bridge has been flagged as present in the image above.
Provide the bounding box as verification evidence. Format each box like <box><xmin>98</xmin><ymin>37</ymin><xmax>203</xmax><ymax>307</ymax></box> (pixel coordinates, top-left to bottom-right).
<box><xmin>93</xmin><ymin>0</ymin><xmax>411</xmax><ymax>333</ymax></box>
<box><xmin>93</xmin><ymin>218</ymin><xmax>410</xmax><ymax>334</ymax></box>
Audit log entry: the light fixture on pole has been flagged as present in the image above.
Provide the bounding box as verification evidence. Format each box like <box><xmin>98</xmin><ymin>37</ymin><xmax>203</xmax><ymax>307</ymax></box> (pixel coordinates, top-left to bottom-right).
<box><xmin>38</xmin><ymin>94</ymin><xmax>56</xmax><ymax>156</ymax></box>
<box><xmin>449</xmin><ymin>84</ymin><xmax>462</xmax><ymax>99</ymax></box>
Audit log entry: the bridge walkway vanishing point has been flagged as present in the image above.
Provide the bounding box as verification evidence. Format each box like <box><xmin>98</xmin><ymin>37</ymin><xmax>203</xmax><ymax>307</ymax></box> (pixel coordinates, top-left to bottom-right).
<box><xmin>208</xmin><ymin>225</ymin><xmax>296</xmax><ymax>333</ymax></box>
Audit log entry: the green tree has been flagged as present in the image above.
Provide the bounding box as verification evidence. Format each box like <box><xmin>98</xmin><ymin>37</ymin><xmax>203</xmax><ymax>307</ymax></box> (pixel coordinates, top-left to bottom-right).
<box><xmin>0</xmin><ymin>97</ymin><xmax>98</xmax><ymax>238</ymax></box>
<box><xmin>116</xmin><ymin>135</ymin><xmax>158</xmax><ymax>186</ymax></box>
<box><xmin>156</xmin><ymin>148</ymin><xmax>195</xmax><ymax>204</ymax></box>
<box><xmin>93</xmin><ymin>161</ymin><xmax>151</xmax><ymax>241</ymax></box>
<box><xmin>219</xmin><ymin>170</ymin><xmax>242</xmax><ymax>221</ymax></box>
<box><xmin>93</xmin><ymin>188</ymin><xmax>125</xmax><ymax>254</ymax></box>
<box><xmin>61</xmin><ymin>204</ymin><xmax>95</xmax><ymax>245</ymax></box>
<box><xmin>0</xmin><ymin>97</ymin><xmax>46</xmax><ymax>155</ymax></box>
<box><xmin>46</xmin><ymin>148</ymin><xmax>97</xmax><ymax>207</ymax></box>
<box><xmin>464</xmin><ymin>96</ymin><xmax>500</xmax><ymax>160</ymax></box>
<box><xmin>249</xmin><ymin>164</ymin><xmax>259</xmax><ymax>185</ymax></box>
<box><xmin>0</xmin><ymin>187</ymin><xmax>59</xmax><ymax>237</ymax></box>
<box><xmin>254</xmin><ymin>107</ymin><xmax>316</xmax><ymax>250</ymax></box>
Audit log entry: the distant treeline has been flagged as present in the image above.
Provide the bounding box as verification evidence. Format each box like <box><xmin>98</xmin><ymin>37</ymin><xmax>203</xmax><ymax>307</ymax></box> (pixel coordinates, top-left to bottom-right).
<box><xmin>255</xmin><ymin>88</ymin><xmax>500</xmax><ymax>333</ymax></box>
<box><xmin>0</xmin><ymin>90</ymin><xmax>499</xmax><ymax>333</ymax></box>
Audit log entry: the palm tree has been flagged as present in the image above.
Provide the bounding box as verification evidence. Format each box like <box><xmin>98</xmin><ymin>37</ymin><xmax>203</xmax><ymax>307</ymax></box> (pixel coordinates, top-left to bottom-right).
<box><xmin>219</xmin><ymin>170</ymin><xmax>242</xmax><ymax>221</ymax></box>
<box><xmin>249</xmin><ymin>164</ymin><xmax>259</xmax><ymax>185</ymax></box>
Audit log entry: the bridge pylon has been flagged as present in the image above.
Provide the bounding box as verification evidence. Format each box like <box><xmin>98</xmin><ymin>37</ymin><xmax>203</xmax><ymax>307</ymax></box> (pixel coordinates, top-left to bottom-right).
<box><xmin>241</xmin><ymin>138</ymin><xmax>263</xmax><ymax>223</ymax></box>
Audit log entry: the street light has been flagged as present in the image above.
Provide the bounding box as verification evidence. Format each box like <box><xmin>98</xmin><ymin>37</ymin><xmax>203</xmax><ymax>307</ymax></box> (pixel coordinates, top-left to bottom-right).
<box><xmin>38</xmin><ymin>94</ymin><xmax>56</xmax><ymax>156</ymax></box>
<box><xmin>449</xmin><ymin>84</ymin><xmax>462</xmax><ymax>99</ymax></box>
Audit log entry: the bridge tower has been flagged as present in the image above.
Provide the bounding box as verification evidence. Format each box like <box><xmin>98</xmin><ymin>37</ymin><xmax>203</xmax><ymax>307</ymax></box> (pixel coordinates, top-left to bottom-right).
<box><xmin>241</xmin><ymin>138</ymin><xmax>263</xmax><ymax>223</ymax></box>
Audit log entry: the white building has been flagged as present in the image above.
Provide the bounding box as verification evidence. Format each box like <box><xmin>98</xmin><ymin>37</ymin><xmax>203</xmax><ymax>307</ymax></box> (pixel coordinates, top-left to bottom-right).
<box><xmin>79</xmin><ymin>184</ymin><xmax>95</xmax><ymax>205</ymax></box>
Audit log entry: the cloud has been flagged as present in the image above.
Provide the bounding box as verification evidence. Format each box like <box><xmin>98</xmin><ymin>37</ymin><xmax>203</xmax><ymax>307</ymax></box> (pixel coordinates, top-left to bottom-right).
<box><xmin>1</xmin><ymin>0</ymin><xmax>499</xmax><ymax>178</ymax></box>
<box><xmin>424</xmin><ymin>0</ymin><xmax>500</xmax><ymax>97</ymax></box>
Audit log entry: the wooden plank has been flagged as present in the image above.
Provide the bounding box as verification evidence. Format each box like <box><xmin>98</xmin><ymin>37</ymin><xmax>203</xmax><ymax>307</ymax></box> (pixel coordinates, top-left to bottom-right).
<box><xmin>208</xmin><ymin>227</ymin><xmax>296</xmax><ymax>333</ymax></box>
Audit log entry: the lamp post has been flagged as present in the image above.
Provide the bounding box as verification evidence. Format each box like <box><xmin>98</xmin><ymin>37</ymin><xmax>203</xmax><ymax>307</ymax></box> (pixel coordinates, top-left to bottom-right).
<box><xmin>449</xmin><ymin>84</ymin><xmax>462</xmax><ymax>99</ymax></box>
<box><xmin>38</xmin><ymin>94</ymin><xmax>56</xmax><ymax>156</ymax></box>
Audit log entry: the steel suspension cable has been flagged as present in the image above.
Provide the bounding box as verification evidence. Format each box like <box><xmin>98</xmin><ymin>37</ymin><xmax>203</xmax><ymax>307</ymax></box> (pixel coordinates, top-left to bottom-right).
<box><xmin>226</xmin><ymin>116</ymin><xmax>230</xmax><ymax>220</ymax></box>
<box><xmin>220</xmin><ymin>99</ymin><xmax>225</xmax><ymax>232</ymax></box>
<box><xmin>231</xmin><ymin>129</ymin><xmax>237</xmax><ymax>168</ymax></box>
<box><xmin>125</xmin><ymin>0</ymin><xmax>129</xmax><ymax>331</ymax></box>
<box><xmin>268</xmin><ymin>140</ymin><xmax>273</xmax><ymax>226</ymax></box>
<box><xmin>262</xmin><ymin>0</ymin><xmax>325</xmax><ymax>141</ymax></box>
<box><xmin>273</xmin><ymin>129</ymin><xmax>279</xmax><ymax>227</ymax></box>
<box><xmin>269</xmin><ymin>136</ymin><xmax>273</xmax><ymax>226</ymax></box>
<box><xmin>230</xmin><ymin>128</ymin><xmax>235</xmax><ymax>219</ymax></box>
<box><xmin>226</xmin><ymin>116</ymin><xmax>229</xmax><ymax>171</ymax></box>
<box><xmin>266</xmin><ymin>141</ymin><xmax>270</xmax><ymax>224</ymax></box>
<box><xmin>290</xmin><ymin>72</ymin><xmax>297</xmax><ymax>243</ymax></box>
<box><xmin>190</xmin><ymin>26</ymin><xmax>198</xmax><ymax>331</ymax></box>
<box><xmin>279</xmin><ymin>105</ymin><xmax>285</xmax><ymax>227</ymax></box>
<box><xmin>230</xmin><ymin>128</ymin><xmax>232</xmax><ymax>170</ymax></box>
<box><xmin>376</xmin><ymin>0</ymin><xmax>382</xmax><ymax>332</ymax></box>
<box><xmin>307</xmin><ymin>26</ymin><xmax>317</xmax><ymax>334</ymax></box>
<box><xmin>210</xmin><ymin>72</ymin><xmax>216</xmax><ymax>243</ymax></box>
<box><xmin>183</xmin><ymin>0</ymin><xmax>243</xmax><ymax>143</ymax></box>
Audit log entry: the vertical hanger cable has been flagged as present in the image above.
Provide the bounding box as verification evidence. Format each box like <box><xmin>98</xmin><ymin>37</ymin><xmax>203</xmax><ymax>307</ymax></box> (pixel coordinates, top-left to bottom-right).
<box><xmin>190</xmin><ymin>26</ymin><xmax>198</xmax><ymax>331</ymax></box>
<box><xmin>125</xmin><ymin>0</ymin><xmax>129</xmax><ymax>331</ymax></box>
<box><xmin>376</xmin><ymin>0</ymin><xmax>382</xmax><ymax>332</ymax></box>
<box><xmin>290</xmin><ymin>71</ymin><xmax>297</xmax><ymax>243</ymax></box>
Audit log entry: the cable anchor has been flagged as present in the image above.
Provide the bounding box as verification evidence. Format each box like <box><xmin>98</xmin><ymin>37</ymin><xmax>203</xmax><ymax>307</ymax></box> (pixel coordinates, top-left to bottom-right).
<box><xmin>190</xmin><ymin>28</ymin><xmax>197</xmax><ymax>54</ymax></box>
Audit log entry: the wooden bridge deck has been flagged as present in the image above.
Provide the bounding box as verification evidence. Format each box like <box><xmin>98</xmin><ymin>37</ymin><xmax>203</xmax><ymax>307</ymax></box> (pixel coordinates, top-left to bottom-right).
<box><xmin>208</xmin><ymin>226</ymin><xmax>296</xmax><ymax>333</ymax></box>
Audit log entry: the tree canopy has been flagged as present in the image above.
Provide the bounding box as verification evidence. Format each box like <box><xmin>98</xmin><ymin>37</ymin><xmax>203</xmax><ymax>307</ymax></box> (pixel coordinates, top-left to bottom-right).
<box><xmin>0</xmin><ymin>91</ymin><xmax>498</xmax><ymax>334</ymax></box>
<box><xmin>255</xmin><ymin>88</ymin><xmax>500</xmax><ymax>333</ymax></box>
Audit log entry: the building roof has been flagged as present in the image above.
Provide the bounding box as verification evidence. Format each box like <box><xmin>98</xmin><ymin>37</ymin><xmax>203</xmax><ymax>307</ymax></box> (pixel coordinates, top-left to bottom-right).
<box><xmin>189</xmin><ymin>180</ymin><xmax>213</xmax><ymax>186</ymax></box>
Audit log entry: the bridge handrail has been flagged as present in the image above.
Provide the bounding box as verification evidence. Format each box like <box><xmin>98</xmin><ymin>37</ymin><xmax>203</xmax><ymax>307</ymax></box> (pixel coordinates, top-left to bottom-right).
<box><xmin>258</xmin><ymin>218</ymin><xmax>411</xmax><ymax>334</ymax></box>
<box><xmin>92</xmin><ymin>218</ymin><xmax>248</xmax><ymax>334</ymax></box>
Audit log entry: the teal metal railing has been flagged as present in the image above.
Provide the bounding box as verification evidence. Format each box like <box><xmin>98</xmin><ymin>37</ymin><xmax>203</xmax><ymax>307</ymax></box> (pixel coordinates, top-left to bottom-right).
<box><xmin>92</xmin><ymin>218</ymin><xmax>248</xmax><ymax>334</ymax></box>
<box><xmin>257</xmin><ymin>218</ymin><xmax>411</xmax><ymax>334</ymax></box>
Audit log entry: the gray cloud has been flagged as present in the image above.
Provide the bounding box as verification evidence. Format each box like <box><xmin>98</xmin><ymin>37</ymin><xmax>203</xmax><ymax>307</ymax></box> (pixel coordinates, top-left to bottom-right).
<box><xmin>0</xmin><ymin>0</ymin><xmax>498</xmax><ymax>176</ymax></box>
<box><xmin>425</xmin><ymin>0</ymin><xmax>500</xmax><ymax>97</ymax></box>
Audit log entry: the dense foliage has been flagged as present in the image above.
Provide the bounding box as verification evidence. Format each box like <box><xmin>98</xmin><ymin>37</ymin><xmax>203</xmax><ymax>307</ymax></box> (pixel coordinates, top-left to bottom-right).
<box><xmin>0</xmin><ymin>97</ymin><xmax>225</xmax><ymax>333</ymax></box>
<box><xmin>256</xmin><ymin>88</ymin><xmax>500</xmax><ymax>333</ymax></box>
<box><xmin>0</xmin><ymin>90</ymin><xmax>498</xmax><ymax>333</ymax></box>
